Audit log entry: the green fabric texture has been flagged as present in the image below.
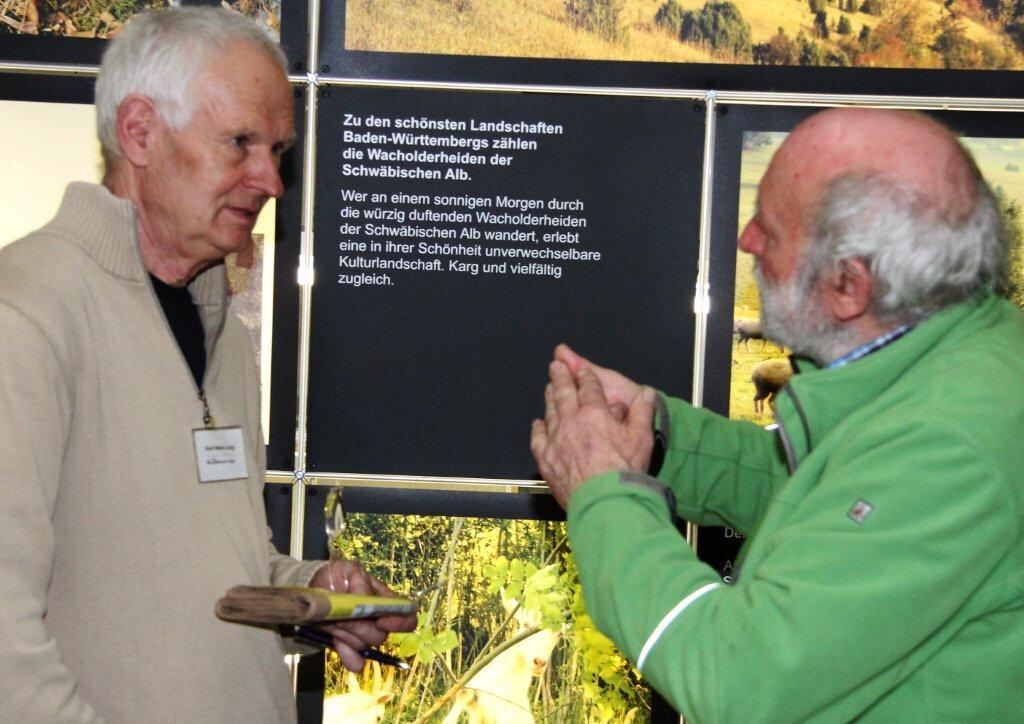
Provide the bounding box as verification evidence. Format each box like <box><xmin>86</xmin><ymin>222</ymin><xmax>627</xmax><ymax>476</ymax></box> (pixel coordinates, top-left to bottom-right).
<box><xmin>568</xmin><ymin>292</ymin><xmax>1024</xmax><ymax>722</ymax></box>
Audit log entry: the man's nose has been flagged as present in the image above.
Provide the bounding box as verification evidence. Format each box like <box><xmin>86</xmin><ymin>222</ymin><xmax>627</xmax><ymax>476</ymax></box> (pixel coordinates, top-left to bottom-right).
<box><xmin>737</xmin><ymin>220</ymin><xmax>764</xmax><ymax>256</ymax></box>
<box><xmin>249</xmin><ymin>149</ymin><xmax>285</xmax><ymax>199</ymax></box>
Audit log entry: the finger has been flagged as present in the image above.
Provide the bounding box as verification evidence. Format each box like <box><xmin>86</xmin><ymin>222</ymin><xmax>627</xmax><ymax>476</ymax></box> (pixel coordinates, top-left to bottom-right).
<box><xmin>340</xmin><ymin>564</ymin><xmax>375</xmax><ymax>596</ymax></box>
<box><xmin>366</xmin><ymin>573</ymin><xmax>417</xmax><ymax>604</ymax></box>
<box><xmin>363</xmin><ymin>574</ymin><xmax>419</xmax><ymax>631</ymax></box>
<box><xmin>543</xmin><ymin>382</ymin><xmax>558</xmax><ymax>428</ymax></box>
<box><xmin>366</xmin><ymin>573</ymin><xmax>395</xmax><ymax>598</ymax></box>
<box><xmin>319</xmin><ymin>624</ymin><xmax>366</xmax><ymax>649</ymax></box>
<box><xmin>530</xmin><ymin>419</ymin><xmax>554</xmax><ymax>476</ymax></box>
<box><xmin>549</xmin><ymin>361</ymin><xmax>579</xmax><ymax>418</ymax></box>
<box><xmin>554</xmin><ymin>347</ymin><xmax>640</xmax><ymax>409</ymax></box>
<box><xmin>325</xmin><ymin>619</ymin><xmax>388</xmax><ymax>648</ymax></box>
<box><xmin>576</xmin><ymin>367</ymin><xmax>609</xmax><ymax>408</ymax></box>
<box><xmin>608</xmin><ymin>402</ymin><xmax>628</xmax><ymax>421</ymax></box>
<box><xmin>331</xmin><ymin>557</ymin><xmax>368</xmax><ymax>593</ymax></box>
<box><xmin>317</xmin><ymin>560</ymin><xmax>357</xmax><ymax>593</ymax></box>
<box><xmin>376</xmin><ymin>612</ymin><xmax>418</xmax><ymax>633</ymax></box>
<box><xmin>554</xmin><ymin>343</ymin><xmax>589</xmax><ymax>375</ymax></box>
<box><xmin>331</xmin><ymin>640</ymin><xmax>367</xmax><ymax>672</ymax></box>
<box><xmin>627</xmin><ymin>386</ymin><xmax>657</xmax><ymax>433</ymax></box>
<box><xmin>530</xmin><ymin>417</ymin><xmax>546</xmax><ymax>453</ymax></box>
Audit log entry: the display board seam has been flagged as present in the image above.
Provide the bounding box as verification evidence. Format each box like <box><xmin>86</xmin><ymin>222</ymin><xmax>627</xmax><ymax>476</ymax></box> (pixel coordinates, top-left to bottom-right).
<box><xmin>307</xmin><ymin>76</ymin><xmax>1024</xmax><ymax>112</ymax></box>
<box><xmin>691</xmin><ymin>94</ymin><xmax>716</xmax><ymax>411</ymax></box>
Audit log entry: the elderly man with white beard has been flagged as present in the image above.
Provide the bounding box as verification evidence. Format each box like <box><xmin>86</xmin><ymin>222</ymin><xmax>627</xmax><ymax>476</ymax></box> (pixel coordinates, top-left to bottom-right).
<box><xmin>530</xmin><ymin>107</ymin><xmax>1024</xmax><ymax>722</ymax></box>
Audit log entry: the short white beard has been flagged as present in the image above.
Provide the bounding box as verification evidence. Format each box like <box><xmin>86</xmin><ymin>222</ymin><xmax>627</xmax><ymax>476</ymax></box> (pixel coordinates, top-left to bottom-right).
<box><xmin>755</xmin><ymin>263</ymin><xmax>858</xmax><ymax>366</ymax></box>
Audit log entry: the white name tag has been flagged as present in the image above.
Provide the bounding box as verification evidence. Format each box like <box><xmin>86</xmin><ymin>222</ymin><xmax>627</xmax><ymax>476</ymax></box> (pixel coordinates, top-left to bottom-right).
<box><xmin>193</xmin><ymin>426</ymin><xmax>248</xmax><ymax>483</ymax></box>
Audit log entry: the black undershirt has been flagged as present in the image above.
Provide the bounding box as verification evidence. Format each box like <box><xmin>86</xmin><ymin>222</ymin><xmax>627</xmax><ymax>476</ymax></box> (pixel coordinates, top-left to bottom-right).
<box><xmin>149</xmin><ymin>274</ymin><xmax>206</xmax><ymax>388</ymax></box>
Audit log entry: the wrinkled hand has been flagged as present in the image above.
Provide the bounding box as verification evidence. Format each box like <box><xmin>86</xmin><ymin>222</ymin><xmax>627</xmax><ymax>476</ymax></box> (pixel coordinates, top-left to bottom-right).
<box><xmin>554</xmin><ymin>344</ymin><xmax>643</xmax><ymax>421</ymax></box>
<box><xmin>308</xmin><ymin>559</ymin><xmax>417</xmax><ymax>671</ymax></box>
<box><xmin>531</xmin><ymin>359</ymin><xmax>656</xmax><ymax>509</ymax></box>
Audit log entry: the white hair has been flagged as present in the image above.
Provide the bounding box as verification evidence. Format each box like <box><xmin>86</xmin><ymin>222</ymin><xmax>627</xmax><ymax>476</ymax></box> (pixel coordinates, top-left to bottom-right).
<box><xmin>806</xmin><ymin>168</ymin><xmax>1007</xmax><ymax>326</ymax></box>
<box><xmin>95</xmin><ymin>7</ymin><xmax>287</xmax><ymax>160</ymax></box>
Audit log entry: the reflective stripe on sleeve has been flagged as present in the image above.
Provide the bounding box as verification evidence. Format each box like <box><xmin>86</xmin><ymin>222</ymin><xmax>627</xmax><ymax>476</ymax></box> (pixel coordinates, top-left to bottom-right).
<box><xmin>637</xmin><ymin>582</ymin><xmax>722</xmax><ymax>671</ymax></box>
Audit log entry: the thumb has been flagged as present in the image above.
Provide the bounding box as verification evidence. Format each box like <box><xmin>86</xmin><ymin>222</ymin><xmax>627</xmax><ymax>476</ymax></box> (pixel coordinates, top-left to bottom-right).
<box><xmin>627</xmin><ymin>387</ymin><xmax>657</xmax><ymax>435</ymax></box>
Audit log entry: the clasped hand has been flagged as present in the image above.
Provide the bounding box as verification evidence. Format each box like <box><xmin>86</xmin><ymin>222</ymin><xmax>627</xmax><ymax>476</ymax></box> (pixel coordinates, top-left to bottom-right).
<box><xmin>530</xmin><ymin>345</ymin><xmax>656</xmax><ymax>509</ymax></box>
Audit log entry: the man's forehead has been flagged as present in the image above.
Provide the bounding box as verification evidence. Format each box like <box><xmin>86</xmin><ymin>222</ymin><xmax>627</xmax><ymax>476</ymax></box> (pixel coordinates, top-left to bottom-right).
<box><xmin>758</xmin><ymin>127</ymin><xmax>841</xmax><ymax>227</ymax></box>
<box><xmin>758</xmin><ymin>156</ymin><xmax>801</xmax><ymax>219</ymax></box>
<box><xmin>194</xmin><ymin>41</ymin><xmax>289</xmax><ymax>96</ymax></box>
<box><xmin>771</xmin><ymin>108</ymin><xmax>970</xmax><ymax>207</ymax></box>
<box><xmin>190</xmin><ymin>46</ymin><xmax>293</xmax><ymax>128</ymax></box>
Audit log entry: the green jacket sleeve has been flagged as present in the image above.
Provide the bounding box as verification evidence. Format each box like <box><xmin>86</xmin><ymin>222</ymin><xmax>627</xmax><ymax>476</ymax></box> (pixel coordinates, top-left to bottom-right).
<box><xmin>656</xmin><ymin>394</ymin><xmax>789</xmax><ymax>533</ymax></box>
<box><xmin>567</xmin><ymin>419</ymin><xmax>1016</xmax><ymax>722</ymax></box>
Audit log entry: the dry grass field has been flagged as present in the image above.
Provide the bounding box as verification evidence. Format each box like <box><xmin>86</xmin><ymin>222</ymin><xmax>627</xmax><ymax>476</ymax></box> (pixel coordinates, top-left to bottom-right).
<box><xmin>345</xmin><ymin>0</ymin><xmax>707</xmax><ymax>61</ymax></box>
<box><xmin>728</xmin><ymin>133</ymin><xmax>785</xmax><ymax>425</ymax></box>
<box><xmin>345</xmin><ymin>0</ymin><xmax>1024</xmax><ymax>69</ymax></box>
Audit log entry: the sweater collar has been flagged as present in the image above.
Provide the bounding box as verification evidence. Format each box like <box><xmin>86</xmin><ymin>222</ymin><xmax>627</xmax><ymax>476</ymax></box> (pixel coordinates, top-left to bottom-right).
<box><xmin>51</xmin><ymin>181</ymin><xmax>143</xmax><ymax>282</ymax></box>
<box><xmin>772</xmin><ymin>293</ymin><xmax>995</xmax><ymax>471</ymax></box>
<box><xmin>51</xmin><ymin>182</ymin><xmax>228</xmax><ymax>343</ymax></box>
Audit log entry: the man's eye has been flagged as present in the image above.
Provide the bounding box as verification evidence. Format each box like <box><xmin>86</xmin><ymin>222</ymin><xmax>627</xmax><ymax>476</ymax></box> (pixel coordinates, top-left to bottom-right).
<box><xmin>231</xmin><ymin>135</ymin><xmax>250</xmax><ymax>148</ymax></box>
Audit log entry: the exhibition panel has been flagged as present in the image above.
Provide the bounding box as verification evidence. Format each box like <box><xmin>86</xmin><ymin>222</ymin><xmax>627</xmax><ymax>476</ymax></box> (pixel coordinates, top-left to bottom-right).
<box><xmin>321</xmin><ymin>0</ymin><xmax>1024</xmax><ymax>97</ymax></box>
<box><xmin>5</xmin><ymin>1</ymin><xmax>1024</xmax><ymax>721</ymax></box>
<box><xmin>305</xmin><ymin>86</ymin><xmax>703</xmax><ymax>479</ymax></box>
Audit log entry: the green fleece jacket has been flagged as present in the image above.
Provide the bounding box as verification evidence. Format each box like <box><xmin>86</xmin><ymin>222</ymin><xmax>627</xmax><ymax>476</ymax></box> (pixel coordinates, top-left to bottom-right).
<box><xmin>568</xmin><ymin>292</ymin><xmax>1024</xmax><ymax>722</ymax></box>
<box><xmin>0</xmin><ymin>183</ymin><xmax>322</xmax><ymax>723</ymax></box>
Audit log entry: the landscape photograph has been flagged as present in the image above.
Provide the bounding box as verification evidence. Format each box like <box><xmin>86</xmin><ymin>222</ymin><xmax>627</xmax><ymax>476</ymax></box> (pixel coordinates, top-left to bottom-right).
<box><xmin>1</xmin><ymin>0</ymin><xmax>280</xmax><ymax>40</ymax></box>
<box><xmin>345</xmin><ymin>0</ymin><xmax>1024</xmax><ymax>71</ymax></box>
<box><xmin>321</xmin><ymin>512</ymin><xmax>649</xmax><ymax>723</ymax></box>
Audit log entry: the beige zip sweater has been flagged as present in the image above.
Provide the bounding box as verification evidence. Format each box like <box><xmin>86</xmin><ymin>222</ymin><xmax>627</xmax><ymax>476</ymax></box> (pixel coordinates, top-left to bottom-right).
<box><xmin>0</xmin><ymin>183</ymin><xmax>321</xmax><ymax>723</ymax></box>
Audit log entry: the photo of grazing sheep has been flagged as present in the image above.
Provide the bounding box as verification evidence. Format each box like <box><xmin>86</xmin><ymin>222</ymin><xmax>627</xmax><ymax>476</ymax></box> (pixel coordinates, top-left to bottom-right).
<box><xmin>751</xmin><ymin>358</ymin><xmax>793</xmax><ymax>414</ymax></box>
<box><xmin>734</xmin><ymin>317</ymin><xmax>767</xmax><ymax>352</ymax></box>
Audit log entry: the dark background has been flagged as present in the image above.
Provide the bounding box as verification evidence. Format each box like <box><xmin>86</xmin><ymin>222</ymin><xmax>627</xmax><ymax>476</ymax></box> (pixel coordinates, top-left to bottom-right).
<box><xmin>304</xmin><ymin>86</ymin><xmax>705</xmax><ymax>478</ymax></box>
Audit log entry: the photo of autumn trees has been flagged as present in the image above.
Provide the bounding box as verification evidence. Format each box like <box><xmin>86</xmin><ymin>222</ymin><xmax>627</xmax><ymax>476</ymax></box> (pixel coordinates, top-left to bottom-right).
<box><xmin>346</xmin><ymin>0</ymin><xmax>1024</xmax><ymax>71</ymax></box>
<box><xmin>1</xmin><ymin>0</ymin><xmax>280</xmax><ymax>40</ymax></box>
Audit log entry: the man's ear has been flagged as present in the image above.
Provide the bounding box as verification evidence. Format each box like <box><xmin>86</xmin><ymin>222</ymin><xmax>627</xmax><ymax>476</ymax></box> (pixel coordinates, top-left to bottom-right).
<box><xmin>116</xmin><ymin>95</ymin><xmax>160</xmax><ymax>167</ymax></box>
<box><xmin>823</xmin><ymin>257</ymin><xmax>873</xmax><ymax>323</ymax></box>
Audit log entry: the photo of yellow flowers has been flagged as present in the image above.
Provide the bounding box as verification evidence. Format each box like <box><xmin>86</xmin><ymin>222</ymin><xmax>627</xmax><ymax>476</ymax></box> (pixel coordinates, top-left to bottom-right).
<box><xmin>321</xmin><ymin>512</ymin><xmax>649</xmax><ymax>723</ymax></box>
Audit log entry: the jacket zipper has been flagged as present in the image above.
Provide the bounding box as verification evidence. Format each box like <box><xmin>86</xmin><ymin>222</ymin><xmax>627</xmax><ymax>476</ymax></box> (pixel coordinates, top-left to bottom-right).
<box><xmin>774</xmin><ymin>386</ymin><xmax>805</xmax><ymax>475</ymax></box>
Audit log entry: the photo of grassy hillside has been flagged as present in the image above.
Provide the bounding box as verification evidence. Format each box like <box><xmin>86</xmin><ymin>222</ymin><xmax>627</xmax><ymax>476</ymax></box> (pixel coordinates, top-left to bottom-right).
<box><xmin>729</xmin><ymin>130</ymin><xmax>1024</xmax><ymax>424</ymax></box>
<box><xmin>346</xmin><ymin>0</ymin><xmax>1024</xmax><ymax>70</ymax></box>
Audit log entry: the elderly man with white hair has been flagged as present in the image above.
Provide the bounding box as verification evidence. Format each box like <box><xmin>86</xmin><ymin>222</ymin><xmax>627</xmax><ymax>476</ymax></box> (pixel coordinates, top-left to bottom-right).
<box><xmin>0</xmin><ymin>8</ymin><xmax>414</xmax><ymax>723</ymax></box>
<box><xmin>532</xmin><ymin>108</ymin><xmax>1024</xmax><ymax>722</ymax></box>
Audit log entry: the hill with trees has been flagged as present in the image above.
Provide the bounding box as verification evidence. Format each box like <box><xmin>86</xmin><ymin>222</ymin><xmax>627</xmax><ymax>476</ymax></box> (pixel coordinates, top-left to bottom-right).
<box><xmin>346</xmin><ymin>0</ymin><xmax>1024</xmax><ymax>69</ymax></box>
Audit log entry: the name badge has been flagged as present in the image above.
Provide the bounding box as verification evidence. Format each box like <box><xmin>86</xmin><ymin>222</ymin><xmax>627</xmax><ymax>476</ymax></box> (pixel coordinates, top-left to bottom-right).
<box><xmin>193</xmin><ymin>426</ymin><xmax>248</xmax><ymax>482</ymax></box>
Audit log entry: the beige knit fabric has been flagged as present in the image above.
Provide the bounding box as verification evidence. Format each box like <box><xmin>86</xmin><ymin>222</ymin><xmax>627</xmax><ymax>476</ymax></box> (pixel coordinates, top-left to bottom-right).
<box><xmin>0</xmin><ymin>183</ymin><xmax>321</xmax><ymax>723</ymax></box>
